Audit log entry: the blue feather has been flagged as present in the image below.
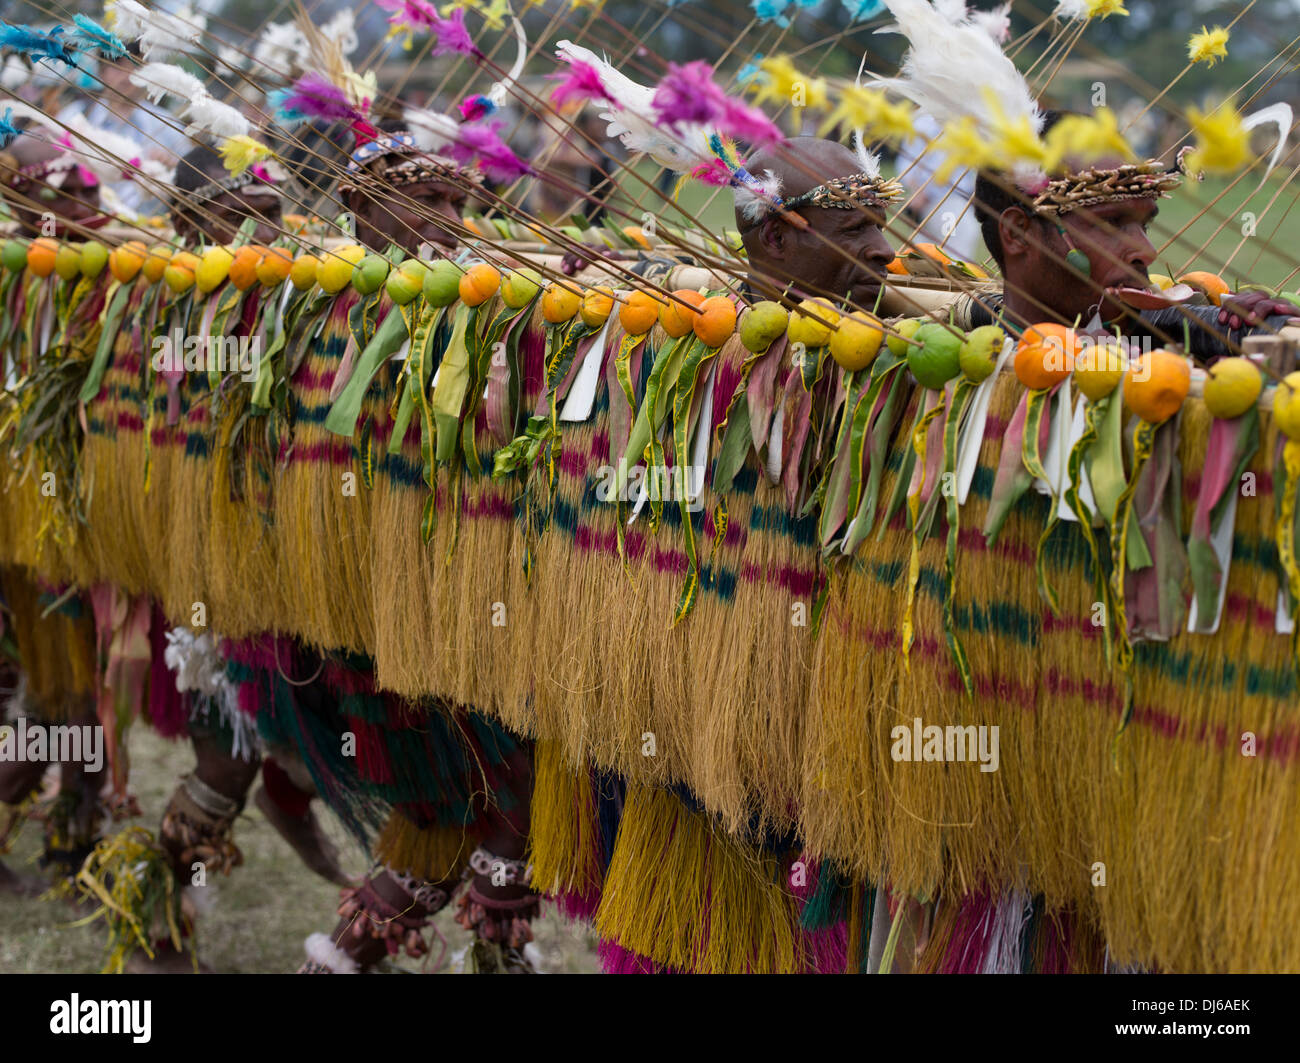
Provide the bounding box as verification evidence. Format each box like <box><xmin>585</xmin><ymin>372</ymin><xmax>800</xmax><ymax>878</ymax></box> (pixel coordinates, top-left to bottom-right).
<box><xmin>0</xmin><ymin>22</ymin><xmax>76</xmax><ymax>67</ymax></box>
<box><xmin>267</xmin><ymin>88</ymin><xmax>305</xmax><ymax>128</ymax></box>
<box><xmin>0</xmin><ymin>108</ymin><xmax>20</xmax><ymax>150</ymax></box>
<box><xmin>66</xmin><ymin>14</ymin><xmax>127</xmax><ymax>59</ymax></box>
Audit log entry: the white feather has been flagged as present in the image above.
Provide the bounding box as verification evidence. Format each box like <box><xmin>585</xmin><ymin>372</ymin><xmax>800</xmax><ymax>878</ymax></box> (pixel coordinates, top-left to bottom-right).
<box><xmin>486</xmin><ymin>17</ymin><xmax>528</xmax><ymax>108</ymax></box>
<box><xmin>110</xmin><ymin>0</ymin><xmax>152</xmax><ymax>43</ymax></box>
<box><xmin>130</xmin><ymin>62</ymin><xmax>205</xmax><ymax>106</ymax></box>
<box><xmin>403</xmin><ymin>106</ymin><xmax>459</xmax><ymax>153</ymax></box>
<box><xmin>216</xmin><ymin>45</ymin><xmax>247</xmax><ymax>72</ymax></box>
<box><xmin>0</xmin><ymin>100</ymin><xmax>56</xmax><ymax>134</ymax></box>
<box><xmin>320</xmin><ymin>10</ymin><xmax>359</xmax><ymax>56</ymax></box>
<box><xmin>1052</xmin><ymin>0</ymin><xmax>1091</xmax><ymax>19</ymax></box>
<box><xmin>1243</xmin><ymin>102</ymin><xmax>1293</xmax><ymax>184</ymax></box>
<box><xmin>870</xmin><ymin>0</ymin><xmax>1042</xmax><ymax>138</ymax></box>
<box><xmin>850</xmin><ymin>52</ymin><xmax>886</xmax><ymax>180</ymax></box>
<box><xmin>136</xmin><ymin>3</ymin><xmax>207</xmax><ymax>61</ymax></box>
<box><xmin>253</xmin><ymin>22</ymin><xmax>307</xmax><ymax>78</ymax></box>
<box><xmin>555</xmin><ymin>40</ymin><xmax>715</xmax><ymax>174</ymax></box>
<box><xmin>183</xmin><ymin>96</ymin><xmax>250</xmax><ymax>141</ymax></box>
<box><xmin>1</xmin><ymin>56</ymin><xmax>28</xmax><ymax>92</ymax></box>
<box><xmin>61</xmin><ymin>113</ymin><xmax>150</xmax><ymax>181</ymax></box>
<box><xmin>733</xmin><ymin>168</ymin><xmax>784</xmax><ymax>223</ymax></box>
<box><xmin>933</xmin><ymin>0</ymin><xmax>967</xmax><ymax>20</ymax></box>
<box><xmin>970</xmin><ymin>2</ymin><xmax>1012</xmax><ymax>43</ymax></box>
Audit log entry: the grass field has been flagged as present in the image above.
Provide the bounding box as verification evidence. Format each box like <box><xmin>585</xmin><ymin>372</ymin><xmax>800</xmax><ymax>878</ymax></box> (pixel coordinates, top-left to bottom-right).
<box><xmin>604</xmin><ymin>165</ymin><xmax>1300</xmax><ymax>292</ymax></box>
<box><xmin>0</xmin><ymin>727</ymin><xmax>598</xmax><ymax>974</ymax></box>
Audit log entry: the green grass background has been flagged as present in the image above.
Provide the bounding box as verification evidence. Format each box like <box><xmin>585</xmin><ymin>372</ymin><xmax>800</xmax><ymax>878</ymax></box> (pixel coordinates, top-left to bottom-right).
<box><xmin>0</xmin><ymin>728</ymin><xmax>598</xmax><ymax>974</ymax></box>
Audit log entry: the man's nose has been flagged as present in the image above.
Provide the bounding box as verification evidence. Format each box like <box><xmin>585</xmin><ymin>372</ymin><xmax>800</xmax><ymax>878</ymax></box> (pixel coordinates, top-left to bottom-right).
<box><xmin>1124</xmin><ymin>227</ymin><xmax>1157</xmax><ymax>272</ymax></box>
<box><xmin>862</xmin><ymin>229</ymin><xmax>895</xmax><ymax>268</ymax></box>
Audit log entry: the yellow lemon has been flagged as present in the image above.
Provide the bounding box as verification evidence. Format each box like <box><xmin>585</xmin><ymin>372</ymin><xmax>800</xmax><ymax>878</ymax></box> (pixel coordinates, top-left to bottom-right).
<box><xmin>1204</xmin><ymin>357</ymin><xmax>1263</xmax><ymax>419</ymax></box>
<box><xmin>829</xmin><ymin>311</ymin><xmax>884</xmax><ymax>371</ymax></box>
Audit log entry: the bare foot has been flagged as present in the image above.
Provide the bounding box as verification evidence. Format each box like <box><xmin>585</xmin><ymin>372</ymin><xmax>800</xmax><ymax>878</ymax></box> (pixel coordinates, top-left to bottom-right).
<box><xmin>253</xmin><ymin>786</ymin><xmax>352</xmax><ymax>888</ymax></box>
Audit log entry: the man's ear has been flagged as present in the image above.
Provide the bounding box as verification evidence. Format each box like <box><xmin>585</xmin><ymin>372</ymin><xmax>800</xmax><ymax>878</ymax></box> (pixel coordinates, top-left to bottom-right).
<box><xmin>758</xmin><ymin>214</ymin><xmax>787</xmax><ymax>258</ymax></box>
<box><xmin>998</xmin><ymin>206</ymin><xmax>1041</xmax><ymax>263</ymax></box>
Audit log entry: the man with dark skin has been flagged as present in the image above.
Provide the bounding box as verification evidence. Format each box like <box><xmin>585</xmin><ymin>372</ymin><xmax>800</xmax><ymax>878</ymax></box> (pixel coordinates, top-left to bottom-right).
<box><xmin>972</xmin><ymin>111</ymin><xmax>1299</xmax><ymax>356</ymax></box>
<box><xmin>171</xmin><ymin>143</ymin><xmax>283</xmax><ymax>247</ymax></box>
<box><xmin>737</xmin><ymin>136</ymin><xmax>896</xmax><ymax>312</ymax></box>
<box><xmin>294</xmin><ymin>127</ymin><xmax>539</xmax><ymax>974</ymax></box>
<box><xmin>0</xmin><ymin>132</ymin><xmax>108</xmax><ymax>238</ymax></box>
<box><xmin>342</xmin><ymin>128</ymin><xmax>468</xmax><ymax>257</ymax></box>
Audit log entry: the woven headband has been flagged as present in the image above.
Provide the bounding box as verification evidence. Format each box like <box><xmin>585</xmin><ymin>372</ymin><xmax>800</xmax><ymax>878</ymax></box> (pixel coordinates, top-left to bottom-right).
<box><xmin>340</xmin><ymin>130</ymin><xmax>480</xmax><ymax>194</ymax></box>
<box><xmin>1028</xmin><ymin>150</ymin><xmax>1191</xmax><ymax>217</ymax></box>
<box><xmin>187</xmin><ymin>168</ymin><xmax>281</xmax><ymax>205</ymax></box>
<box><xmin>782</xmin><ymin>172</ymin><xmax>905</xmax><ymax>211</ymax></box>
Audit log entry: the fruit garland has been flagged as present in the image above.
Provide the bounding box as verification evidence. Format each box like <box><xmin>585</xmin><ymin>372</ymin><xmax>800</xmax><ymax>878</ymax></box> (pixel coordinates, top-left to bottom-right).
<box><xmin>3</xmin><ymin>233</ymin><xmax>1297</xmax><ymax>682</ymax></box>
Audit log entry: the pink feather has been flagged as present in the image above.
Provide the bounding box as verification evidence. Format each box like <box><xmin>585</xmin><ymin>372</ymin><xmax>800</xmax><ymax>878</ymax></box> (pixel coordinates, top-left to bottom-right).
<box><xmin>281</xmin><ymin>72</ymin><xmax>360</xmax><ymax>122</ymax></box>
<box><xmin>549</xmin><ymin>60</ymin><xmax>611</xmax><ymax>108</ymax></box>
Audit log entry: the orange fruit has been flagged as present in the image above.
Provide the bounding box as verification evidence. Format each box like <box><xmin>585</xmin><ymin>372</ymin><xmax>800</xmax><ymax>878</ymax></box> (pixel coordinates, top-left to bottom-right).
<box><xmin>109</xmin><ymin>240</ymin><xmax>148</xmax><ymax>284</ymax></box>
<box><xmin>622</xmin><ymin>225</ymin><xmax>652</xmax><ymax>250</ymax></box>
<box><xmin>659</xmin><ymin>289</ymin><xmax>706</xmax><ymax>338</ymax></box>
<box><xmin>1177</xmin><ymin>270</ymin><xmax>1230</xmax><ymax>306</ymax></box>
<box><xmin>142</xmin><ymin>244</ymin><xmax>172</xmax><ymax>284</ymax></box>
<box><xmin>458</xmin><ymin>262</ymin><xmax>501</xmax><ymax>307</ymax></box>
<box><xmin>541</xmin><ymin>283</ymin><xmax>581</xmax><ymax>323</ymax></box>
<box><xmin>618</xmin><ymin>289</ymin><xmax>663</xmax><ymax>335</ymax></box>
<box><xmin>885</xmin><ymin>256</ymin><xmax>908</xmax><ymax>276</ymax></box>
<box><xmin>693</xmin><ymin>295</ymin><xmax>737</xmax><ymax>347</ymax></box>
<box><xmin>1014</xmin><ymin>322</ymin><xmax>1078</xmax><ymax>391</ymax></box>
<box><xmin>911</xmin><ymin>242</ymin><xmax>952</xmax><ymax>266</ymax></box>
<box><xmin>163</xmin><ymin>250</ymin><xmax>199</xmax><ymax>294</ymax></box>
<box><xmin>26</xmin><ymin>237</ymin><xmax>58</xmax><ymax>278</ymax></box>
<box><xmin>1125</xmin><ymin>348</ymin><xmax>1190</xmax><ymax>424</ymax></box>
<box><xmin>229</xmin><ymin>245</ymin><xmax>265</xmax><ymax>290</ymax></box>
<box><xmin>580</xmin><ymin>285</ymin><xmax>615</xmax><ymax>328</ymax></box>
<box><xmin>256</xmin><ymin>246</ymin><xmax>294</xmax><ymax>286</ymax></box>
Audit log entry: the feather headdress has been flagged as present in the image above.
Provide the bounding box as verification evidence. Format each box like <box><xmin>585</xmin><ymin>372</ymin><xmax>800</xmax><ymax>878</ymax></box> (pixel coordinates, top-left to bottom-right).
<box><xmin>110</xmin><ymin>0</ymin><xmax>206</xmax><ymax>61</ymax></box>
<box><xmin>871</xmin><ymin>0</ymin><xmax>1044</xmax><ymax>186</ymax></box>
<box><xmin>555</xmin><ymin>41</ymin><xmax>717</xmax><ymax>174</ymax></box>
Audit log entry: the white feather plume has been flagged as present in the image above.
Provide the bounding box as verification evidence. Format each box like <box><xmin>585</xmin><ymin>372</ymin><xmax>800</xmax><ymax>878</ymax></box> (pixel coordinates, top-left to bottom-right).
<box><xmin>933</xmin><ymin>0</ymin><xmax>967</xmax><ymax>20</ymax></box>
<box><xmin>183</xmin><ymin>95</ymin><xmax>250</xmax><ymax>141</ymax></box>
<box><xmin>61</xmin><ymin>113</ymin><xmax>147</xmax><ymax>178</ymax></box>
<box><xmin>403</xmin><ymin>107</ymin><xmax>459</xmax><ymax>154</ymax></box>
<box><xmin>870</xmin><ymin>0</ymin><xmax>1042</xmax><ymax>138</ymax></box>
<box><xmin>1052</xmin><ymin>0</ymin><xmax>1091</xmax><ymax>19</ymax></box>
<box><xmin>733</xmin><ymin>168</ymin><xmax>783</xmax><ymax>223</ymax></box>
<box><xmin>970</xmin><ymin>2</ymin><xmax>1013</xmax><ymax>43</ymax></box>
<box><xmin>320</xmin><ymin>10</ymin><xmax>359</xmax><ymax>57</ymax></box>
<box><xmin>133</xmin><ymin>3</ymin><xmax>207</xmax><ymax>61</ymax></box>
<box><xmin>1243</xmin><ymin>102</ymin><xmax>1293</xmax><ymax>184</ymax></box>
<box><xmin>130</xmin><ymin>62</ymin><xmax>205</xmax><ymax>106</ymax></box>
<box><xmin>216</xmin><ymin>45</ymin><xmax>247</xmax><ymax>72</ymax></box>
<box><xmin>252</xmin><ymin>21</ymin><xmax>307</xmax><ymax>79</ymax></box>
<box><xmin>850</xmin><ymin>52</ymin><xmax>886</xmax><ymax>180</ymax></box>
<box><xmin>555</xmin><ymin>40</ymin><xmax>715</xmax><ymax>174</ymax></box>
<box><xmin>109</xmin><ymin>0</ymin><xmax>152</xmax><ymax>42</ymax></box>
<box><xmin>1</xmin><ymin>56</ymin><xmax>28</xmax><ymax>92</ymax></box>
<box><xmin>486</xmin><ymin>18</ymin><xmax>528</xmax><ymax>108</ymax></box>
<box><xmin>0</xmin><ymin>100</ymin><xmax>56</xmax><ymax>134</ymax></box>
